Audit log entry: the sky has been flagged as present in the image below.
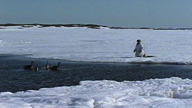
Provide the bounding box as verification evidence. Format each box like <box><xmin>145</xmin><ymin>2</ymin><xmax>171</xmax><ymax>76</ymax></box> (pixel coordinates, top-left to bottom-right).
<box><xmin>1</xmin><ymin>0</ymin><xmax>192</xmax><ymax>28</ymax></box>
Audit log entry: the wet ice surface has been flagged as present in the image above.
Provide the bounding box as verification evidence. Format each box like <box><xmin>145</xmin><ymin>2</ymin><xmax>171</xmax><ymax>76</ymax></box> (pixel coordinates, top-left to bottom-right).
<box><xmin>1</xmin><ymin>26</ymin><xmax>192</xmax><ymax>108</ymax></box>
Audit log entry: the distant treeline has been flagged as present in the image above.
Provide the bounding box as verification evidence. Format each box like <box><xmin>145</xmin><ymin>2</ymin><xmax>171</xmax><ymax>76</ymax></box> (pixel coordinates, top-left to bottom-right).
<box><xmin>0</xmin><ymin>24</ymin><xmax>192</xmax><ymax>30</ymax></box>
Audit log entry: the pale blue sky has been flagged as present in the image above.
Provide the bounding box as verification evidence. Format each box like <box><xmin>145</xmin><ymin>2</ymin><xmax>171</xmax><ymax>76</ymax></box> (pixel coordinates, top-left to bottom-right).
<box><xmin>1</xmin><ymin>0</ymin><xmax>192</xmax><ymax>28</ymax></box>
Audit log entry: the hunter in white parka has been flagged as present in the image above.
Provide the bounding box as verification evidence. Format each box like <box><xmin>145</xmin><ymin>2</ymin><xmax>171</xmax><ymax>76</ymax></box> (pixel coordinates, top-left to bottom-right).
<box><xmin>133</xmin><ymin>39</ymin><xmax>145</xmax><ymax>57</ymax></box>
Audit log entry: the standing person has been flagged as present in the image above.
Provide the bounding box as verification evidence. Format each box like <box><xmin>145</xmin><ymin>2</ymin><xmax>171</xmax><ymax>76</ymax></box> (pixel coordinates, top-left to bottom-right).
<box><xmin>133</xmin><ymin>39</ymin><xmax>145</xmax><ymax>57</ymax></box>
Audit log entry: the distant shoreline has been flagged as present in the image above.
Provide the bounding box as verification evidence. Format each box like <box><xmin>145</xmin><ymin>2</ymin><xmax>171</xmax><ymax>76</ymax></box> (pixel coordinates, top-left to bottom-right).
<box><xmin>1</xmin><ymin>23</ymin><xmax>192</xmax><ymax>30</ymax></box>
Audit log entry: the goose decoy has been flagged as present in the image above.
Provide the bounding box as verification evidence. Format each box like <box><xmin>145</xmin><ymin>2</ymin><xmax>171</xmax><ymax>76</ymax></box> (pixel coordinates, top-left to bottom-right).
<box><xmin>44</xmin><ymin>60</ymin><xmax>50</xmax><ymax>69</ymax></box>
<box><xmin>33</xmin><ymin>63</ymin><xmax>39</xmax><ymax>71</ymax></box>
<box><xmin>50</xmin><ymin>62</ymin><xmax>61</xmax><ymax>71</ymax></box>
<box><xmin>24</xmin><ymin>61</ymin><xmax>34</xmax><ymax>70</ymax></box>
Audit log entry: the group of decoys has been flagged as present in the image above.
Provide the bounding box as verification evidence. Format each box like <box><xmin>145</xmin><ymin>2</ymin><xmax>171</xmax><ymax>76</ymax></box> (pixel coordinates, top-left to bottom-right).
<box><xmin>23</xmin><ymin>61</ymin><xmax>61</xmax><ymax>71</ymax></box>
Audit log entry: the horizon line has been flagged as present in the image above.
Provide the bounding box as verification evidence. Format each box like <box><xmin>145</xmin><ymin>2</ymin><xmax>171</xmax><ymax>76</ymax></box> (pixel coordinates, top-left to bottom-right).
<box><xmin>1</xmin><ymin>23</ymin><xmax>192</xmax><ymax>30</ymax></box>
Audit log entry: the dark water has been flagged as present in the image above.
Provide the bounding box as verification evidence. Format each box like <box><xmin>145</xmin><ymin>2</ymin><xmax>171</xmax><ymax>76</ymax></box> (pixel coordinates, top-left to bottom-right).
<box><xmin>1</xmin><ymin>55</ymin><xmax>192</xmax><ymax>93</ymax></box>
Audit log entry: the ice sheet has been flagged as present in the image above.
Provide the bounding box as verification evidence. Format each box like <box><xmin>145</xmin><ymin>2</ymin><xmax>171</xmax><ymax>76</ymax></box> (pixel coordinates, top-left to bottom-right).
<box><xmin>1</xmin><ymin>77</ymin><xmax>192</xmax><ymax>108</ymax></box>
<box><xmin>1</xmin><ymin>26</ymin><xmax>192</xmax><ymax>108</ymax></box>
<box><xmin>1</xmin><ymin>26</ymin><xmax>192</xmax><ymax>64</ymax></box>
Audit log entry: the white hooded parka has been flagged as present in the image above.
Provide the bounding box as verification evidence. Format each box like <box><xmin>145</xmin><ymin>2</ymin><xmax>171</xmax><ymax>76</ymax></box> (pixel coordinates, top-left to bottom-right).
<box><xmin>134</xmin><ymin>43</ymin><xmax>145</xmax><ymax>57</ymax></box>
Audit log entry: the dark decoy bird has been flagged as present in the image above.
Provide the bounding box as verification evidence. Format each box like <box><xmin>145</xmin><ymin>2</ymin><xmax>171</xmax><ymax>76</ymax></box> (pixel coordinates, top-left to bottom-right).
<box><xmin>44</xmin><ymin>60</ymin><xmax>50</xmax><ymax>69</ymax></box>
<box><xmin>33</xmin><ymin>63</ymin><xmax>39</xmax><ymax>71</ymax></box>
<box><xmin>23</xmin><ymin>61</ymin><xmax>34</xmax><ymax>70</ymax></box>
<box><xmin>50</xmin><ymin>62</ymin><xmax>61</xmax><ymax>71</ymax></box>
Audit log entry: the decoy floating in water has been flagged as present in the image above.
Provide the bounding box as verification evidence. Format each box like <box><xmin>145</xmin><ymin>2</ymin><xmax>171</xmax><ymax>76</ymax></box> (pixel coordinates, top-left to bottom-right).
<box><xmin>44</xmin><ymin>60</ymin><xmax>50</xmax><ymax>69</ymax></box>
<box><xmin>24</xmin><ymin>61</ymin><xmax>34</xmax><ymax>70</ymax></box>
<box><xmin>50</xmin><ymin>62</ymin><xmax>61</xmax><ymax>71</ymax></box>
<box><xmin>33</xmin><ymin>63</ymin><xmax>39</xmax><ymax>71</ymax></box>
